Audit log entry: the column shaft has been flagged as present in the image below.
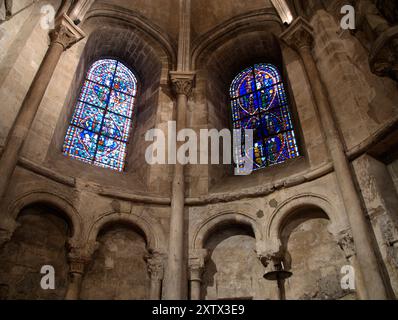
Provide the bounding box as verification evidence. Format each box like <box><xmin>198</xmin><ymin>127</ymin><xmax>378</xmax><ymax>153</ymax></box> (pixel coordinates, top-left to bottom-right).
<box><xmin>0</xmin><ymin>14</ymin><xmax>84</xmax><ymax>202</ymax></box>
<box><xmin>164</xmin><ymin>93</ymin><xmax>188</xmax><ymax>299</ymax></box>
<box><xmin>299</xmin><ymin>45</ymin><xmax>388</xmax><ymax>299</ymax></box>
<box><xmin>0</xmin><ymin>41</ymin><xmax>63</xmax><ymax>200</ymax></box>
<box><xmin>65</xmin><ymin>272</ymin><xmax>84</xmax><ymax>300</ymax></box>
<box><xmin>190</xmin><ymin>280</ymin><xmax>201</xmax><ymax>300</ymax></box>
<box><xmin>150</xmin><ymin>279</ymin><xmax>162</xmax><ymax>300</ymax></box>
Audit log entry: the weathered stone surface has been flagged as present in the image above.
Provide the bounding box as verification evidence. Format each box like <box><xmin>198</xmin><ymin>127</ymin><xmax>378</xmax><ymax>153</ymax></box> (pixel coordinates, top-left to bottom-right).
<box><xmin>80</xmin><ymin>226</ymin><xmax>150</xmax><ymax>300</ymax></box>
<box><xmin>0</xmin><ymin>0</ymin><xmax>397</xmax><ymax>301</ymax></box>
<box><xmin>0</xmin><ymin>205</ymin><xmax>69</xmax><ymax>300</ymax></box>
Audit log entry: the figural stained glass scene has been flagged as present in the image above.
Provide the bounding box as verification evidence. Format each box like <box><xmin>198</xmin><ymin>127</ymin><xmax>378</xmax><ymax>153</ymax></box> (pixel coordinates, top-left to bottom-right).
<box><xmin>230</xmin><ymin>63</ymin><xmax>300</xmax><ymax>171</ymax></box>
<box><xmin>63</xmin><ymin>59</ymin><xmax>137</xmax><ymax>172</ymax></box>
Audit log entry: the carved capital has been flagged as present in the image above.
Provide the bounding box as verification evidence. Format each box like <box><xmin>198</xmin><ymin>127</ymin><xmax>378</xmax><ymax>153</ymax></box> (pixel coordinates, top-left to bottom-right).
<box><xmin>49</xmin><ymin>13</ymin><xmax>85</xmax><ymax>50</ymax></box>
<box><xmin>335</xmin><ymin>230</ymin><xmax>356</xmax><ymax>259</ymax></box>
<box><xmin>280</xmin><ymin>17</ymin><xmax>314</xmax><ymax>51</ymax></box>
<box><xmin>258</xmin><ymin>249</ymin><xmax>284</xmax><ymax>270</ymax></box>
<box><xmin>145</xmin><ymin>250</ymin><xmax>166</xmax><ymax>281</ymax></box>
<box><xmin>170</xmin><ymin>71</ymin><xmax>196</xmax><ymax>97</ymax></box>
<box><xmin>188</xmin><ymin>249</ymin><xmax>208</xmax><ymax>281</ymax></box>
<box><xmin>67</xmin><ymin>240</ymin><xmax>99</xmax><ymax>274</ymax></box>
<box><xmin>256</xmin><ymin>238</ymin><xmax>282</xmax><ymax>266</ymax></box>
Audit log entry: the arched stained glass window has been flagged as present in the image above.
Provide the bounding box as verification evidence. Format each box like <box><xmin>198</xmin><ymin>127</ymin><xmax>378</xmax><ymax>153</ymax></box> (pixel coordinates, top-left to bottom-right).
<box><xmin>230</xmin><ymin>63</ymin><xmax>300</xmax><ymax>171</ymax></box>
<box><xmin>63</xmin><ymin>58</ymin><xmax>137</xmax><ymax>172</ymax></box>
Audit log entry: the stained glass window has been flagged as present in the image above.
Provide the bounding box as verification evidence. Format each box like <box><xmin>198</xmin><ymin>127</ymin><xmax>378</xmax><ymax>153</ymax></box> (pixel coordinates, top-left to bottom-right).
<box><xmin>230</xmin><ymin>63</ymin><xmax>300</xmax><ymax>171</ymax></box>
<box><xmin>63</xmin><ymin>58</ymin><xmax>137</xmax><ymax>172</ymax></box>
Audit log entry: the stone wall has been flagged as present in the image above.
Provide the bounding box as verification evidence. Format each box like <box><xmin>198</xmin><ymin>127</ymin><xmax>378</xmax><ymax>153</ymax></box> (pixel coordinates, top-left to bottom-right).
<box><xmin>311</xmin><ymin>9</ymin><xmax>398</xmax><ymax>151</ymax></box>
<box><xmin>80</xmin><ymin>226</ymin><xmax>150</xmax><ymax>300</ymax></box>
<box><xmin>0</xmin><ymin>0</ymin><xmax>61</xmax><ymax>147</ymax></box>
<box><xmin>202</xmin><ymin>225</ymin><xmax>273</xmax><ymax>300</ymax></box>
<box><xmin>0</xmin><ymin>204</ymin><xmax>69</xmax><ymax>300</ymax></box>
<box><xmin>282</xmin><ymin>212</ymin><xmax>355</xmax><ymax>300</ymax></box>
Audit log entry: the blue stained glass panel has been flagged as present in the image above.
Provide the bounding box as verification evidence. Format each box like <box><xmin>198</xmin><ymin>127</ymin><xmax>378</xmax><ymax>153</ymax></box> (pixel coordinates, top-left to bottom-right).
<box><xmin>265</xmin><ymin>131</ymin><xmax>299</xmax><ymax>165</ymax></box>
<box><xmin>113</xmin><ymin>62</ymin><xmax>137</xmax><ymax>96</ymax></box>
<box><xmin>87</xmin><ymin>59</ymin><xmax>117</xmax><ymax>87</ymax></box>
<box><xmin>63</xmin><ymin>58</ymin><xmax>138</xmax><ymax>172</ymax></box>
<box><xmin>257</xmin><ymin>106</ymin><xmax>293</xmax><ymax>136</ymax></box>
<box><xmin>63</xmin><ymin>127</ymin><xmax>98</xmax><ymax>162</ymax></box>
<box><xmin>102</xmin><ymin>112</ymin><xmax>132</xmax><ymax>142</ymax></box>
<box><xmin>230</xmin><ymin>63</ymin><xmax>300</xmax><ymax>171</ymax></box>
<box><xmin>71</xmin><ymin>102</ymin><xmax>104</xmax><ymax>133</ymax></box>
<box><xmin>257</xmin><ymin>83</ymin><xmax>288</xmax><ymax>112</ymax></box>
<box><xmin>79</xmin><ymin>81</ymin><xmax>110</xmax><ymax>109</ymax></box>
<box><xmin>230</xmin><ymin>67</ymin><xmax>256</xmax><ymax>98</ymax></box>
<box><xmin>94</xmin><ymin>136</ymin><xmax>127</xmax><ymax>171</ymax></box>
<box><xmin>233</xmin><ymin>115</ymin><xmax>259</xmax><ymax>130</ymax></box>
<box><xmin>253</xmin><ymin>140</ymin><xmax>267</xmax><ymax>168</ymax></box>
<box><xmin>231</xmin><ymin>93</ymin><xmax>259</xmax><ymax>120</ymax></box>
<box><xmin>109</xmin><ymin>90</ymin><xmax>135</xmax><ymax>117</ymax></box>
<box><xmin>254</xmin><ymin>63</ymin><xmax>281</xmax><ymax>89</ymax></box>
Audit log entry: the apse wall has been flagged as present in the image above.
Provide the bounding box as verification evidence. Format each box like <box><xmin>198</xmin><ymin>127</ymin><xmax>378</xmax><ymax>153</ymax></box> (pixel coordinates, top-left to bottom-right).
<box><xmin>0</xmin><ymin>0</ymin><xmax>397</xmax><ymax>301</ymax></box>
<box><xmin>191</xmin><ymin>0</ymin><xmax>274</xmax><ymax>38</ymax></box>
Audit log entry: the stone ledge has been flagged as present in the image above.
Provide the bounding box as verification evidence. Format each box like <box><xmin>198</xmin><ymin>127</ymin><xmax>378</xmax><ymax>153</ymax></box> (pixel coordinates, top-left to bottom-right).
<box><xmin>185</xmin><ymin>162</ymin><xmax>334</xmax><ymax>206</ymax></box>
<box><xmin>99</xmin><ymin>189</ymin><xmax>171</xmax><ymax>206</ymax></box>
<box><xmin>17</xmin><ymin>157</ymin><xmax>76</xmax><ymax>187</ymax></box>
<box><xmin>347</xmin><ymin>117</ymin><xmax>398</xmax><ymax>161</ymax></box>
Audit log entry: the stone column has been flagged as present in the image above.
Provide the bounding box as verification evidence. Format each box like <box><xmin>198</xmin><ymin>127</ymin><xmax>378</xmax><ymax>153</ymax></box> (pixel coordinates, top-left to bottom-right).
<box><xmin>280</xmin><ymin>17</ymin><xmax>390</xmax><ymax>299</ymax></box>
<box><xmin>0</xmin><ymin>13</ymin><xmax>85</xmax><ymax>202</ymax></box>
<box><xmin>336</xmin><ymin>230</ymin><xmax>368</xmax><ymax>300</ymax></box>
<box><xmin>188</xmin><ymin>249</ymin><xmax>208</xmax><ymax>300</ymax></box>
<box><xmin>64</xmin><ymin>241</ymin><xmax>98</xmax><ymax>300</ymax></box>
<box><xmin>259</xmin><ymin>250</ymin><xmax>288</xmax><ymax>300</ymax></box>
<box><xmin>146</xmin><ymin>251</ymin><xmax>166</xmax><ymax>300</ymax></box>
<box><xmin>163</xmin><ymin>71</ymin><xmax>195</xmax><ymax>300</ymax></box>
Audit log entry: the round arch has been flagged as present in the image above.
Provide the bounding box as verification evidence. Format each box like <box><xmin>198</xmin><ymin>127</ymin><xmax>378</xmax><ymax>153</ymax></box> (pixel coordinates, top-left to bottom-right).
<box><xmin>83</xmin><ymin>6</ymin><xmax>177</xmax><ymax>69</ymax></box>
<box><xmin>192</xmin><ymin>211</ymin><xmax>262</xmax><ymax>250</ymax></box>
<box><xmin>87</xmin><ymin>212</ymin><xmax>166</xmax><ymax>251</ymax></box>
<box><xmin>192</xmin><ymin>9</ymin><xmax>283</xmax><ymax>70</ymax></box>
<box><xmin>266</xmin><ymin>193</ymin><xmax>348</xmax><ymax>241</ymax></box>
<box><xmin>8</xmin><ymin>190</ymin><xmax>83</xmax><ymax>241</ymax></box>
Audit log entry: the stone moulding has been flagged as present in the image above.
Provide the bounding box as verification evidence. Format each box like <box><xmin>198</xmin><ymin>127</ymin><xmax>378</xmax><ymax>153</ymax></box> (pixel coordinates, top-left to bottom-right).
<box><xmin>18</xmin><ymin>157</ymin><xmax>76</xmax><ymax>187</ymax></box>
<box><xmin>191</xmin><ymin>211</ymin><xmax>262</xmax><ymax>250</ymax></box>
<box><xmin>7</xmin><ymin>189</ymin><xmax>83</xmax><ymax>241</ymax></box>
<box><xmin>347</xmin><ymin>117</ymin><xmax>398</xmax><ymax>161</ymax></box>
<box><xmin>266</xmin><ymin>193</ymin><xmax>345</xmax><ymax>240</ymax></box>
<box><xmin>99</xmin><ymin>189</ymin><xmax>171</xmax><ymax>206</ymax></box>
<box><xmin>186</xmin><ymin>162</ymin><xmax>334</xmax><ymax>206</ymax></box>
<box><xmin>86</xmin><ymin>211</ymin><xmax>167</xmax><ymax>252</ymax></box>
